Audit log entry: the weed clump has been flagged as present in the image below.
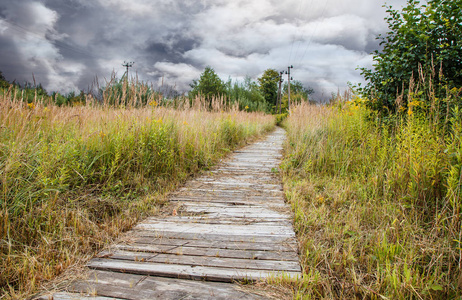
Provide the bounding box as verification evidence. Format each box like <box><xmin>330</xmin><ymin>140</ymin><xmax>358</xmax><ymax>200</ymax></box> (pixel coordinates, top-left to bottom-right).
<box><xmin>281</xmin><ymin>96</ymin><xmax>461</xmax><ymax>298</ymax></box>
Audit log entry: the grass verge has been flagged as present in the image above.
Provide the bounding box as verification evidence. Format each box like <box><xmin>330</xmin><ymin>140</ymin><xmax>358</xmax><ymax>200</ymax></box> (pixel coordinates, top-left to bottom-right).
<box><xmin>0</xmin><ymin>96</ymin><xmax>275</xmax><ymax>299</ymax></box>
<box><xmin>280</xmin><ymin>101</ymin><xmax>461</xmax><ymax>299</ymax></box>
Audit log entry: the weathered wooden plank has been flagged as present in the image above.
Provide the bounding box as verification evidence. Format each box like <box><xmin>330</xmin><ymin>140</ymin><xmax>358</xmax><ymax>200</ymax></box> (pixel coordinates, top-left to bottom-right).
<box><xmin>67</xmin><ymin>270</ymin><xmax>267</xmax><ymax>300</ymax></box>
<box><xmin>170</xmin><ymin>199</ymin><xmax>288</xmax><ymax>208</ymax></box>
<box><xmin>96</xmin><ymin>250</ymin><xmax>155</xmax><ymax>262</ymax></box>
<box><xmin>143</xmin><ymin>218</ymin><xmax>292</xmax><ymax>226</ymax></box>
<box><xmin>37</xmin><ymin>293</ymin><xmax>120</xmax><ymax>300</ymax></box>
<box><xmin>139</xmin><ymin>217</ymin><xmax>292</xmax><ymax>226</ymax></box>
<box><xmin>179</xmin><ymin>201</ymin><xmax>288</xmax><ymax>209</ymax></box>
<box><xmin>144</xmin><ymin>212</ymin><xmax>290</xmax><ymax>221</ymax></box>
<box><xmin>233</xmin><ymin>151</ymin><xmax>281</xmax><ymax>156</ymax></box>
<box><xmin>170</xmin><ymin>199</ymin><xmax>286</xmax><ymax>206</ymax></box>
<box><xmin>131</xmin><ymin>230</ymin><xmax>296</xmax><ymax>244</ymax></box>
<box><xmin>213</xmin><ymin>169</ymin><xmax>277</xmax><ymax>175</ymax></box>
<box><xmin>112</xmin><ymin>244</ymin><xmax>299</xmax><ymax>261</ymax></box>
<box><xmin>97</xmin><ymin>250</ymin><xmax>301</xmax><ymax>272</ymax></box>
<box><xmin>207</xmin><ymin>171</ymin><xmax>276</xmax><ymax>177</ymax></box>
<box><xmin>227</xmin><ymin>162</ymin><xmax>280</xmax><ymax>166</ymax></box>
<box><xmin>82</xmin><ymin>269</ymin><xmax>146</xmax><ymax>287</ymax></box>
<box><xmin>140</xmin><ymin>217</ymin><xmax>292</xmax><ymax>226</ymax></box>
<box><xmin>174</xmin><ymin>199</ymin><xmax>285</xmax><ymax>205</ymax></box>
<box><xmin>171</xmin><ymin>194</ymin><xmax>283</xmax><ymax>200</ymax></box>
<box><xmin>177</xmin><ymin>188</ymin><xmax>284</xmax><ymax>195</ymax></box>
<box><xmin>176</xmin><ymin>206</ymin><xmax>290</xmax><ymax>216</ymax></box>
<box><xmin>178</xmin><ymin>201</ymin><xmax>283</xmax><ymax>208</ymax></box>
<box><xmin>186</xmin><ymin>182</ymin><xmax>282</xmax><ymax>189</ymax></box>
<box><xmin>87</xmin><ymin>259</ymin><xmax>301</xmax><ymax>282</ymax></box>
<box><xmin>190</xmin><ymin>177</ymin><xmax>280</xmax><ymax>183</ymax></box>
<box><xmin>196</xmin><ymin>175</ymin><xmax>276</xmax><ymax>181</ymax></box>
<box><xmin>174</xmin><ymin>207</ymin><xmax>287</xmax><ymax>214</ymax></box>
<box><xmin>170</xmin><ymin>195</ymin><xmax>286</xmax><ymax>202</ymax></box>
<box><xmin>134</xmin><ymin>222</ymin><xmax>295</xmax><ymax>236</ymax></box>
<box><xmin>225</xmin><ymin>162</ymin><xmax>276</xmax><ymax>167</ymax></box>
<box><xmin>131</xmin><ymin>237</ymin><xmax>298</xmax><ymax>252</ymax></box>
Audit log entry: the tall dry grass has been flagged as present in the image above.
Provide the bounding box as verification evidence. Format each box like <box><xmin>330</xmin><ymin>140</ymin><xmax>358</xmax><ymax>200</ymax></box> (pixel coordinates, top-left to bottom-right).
<box><xmin>0</xmin><ymin>91</ymin><xmax>275</xmax><ymax>299</ymax></box>
<box><xmin>281</xmin><ymin>98</ymin><xmax>461</xmax><ymax>299</ymax></box>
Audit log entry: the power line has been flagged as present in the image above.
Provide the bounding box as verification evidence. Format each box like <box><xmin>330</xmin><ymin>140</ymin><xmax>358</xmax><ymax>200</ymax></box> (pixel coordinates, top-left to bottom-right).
<box><xmin>296</xmin><ymin>0</ymin><xmax>330</xmax><ymax>66</ymax></box>
<box><xmin>290</xmin><ymin>0</ymin><xmax>315</xmax><ymax>65</ymax></box>
<box><xmin>122</xmin><ymin>61</ymin><xmax>135</xmax><ymax>77</ymax></box>
<box><xmin>287</xmin><ymin>0</ymin><xmax>306</xmax><ymax>65</ymax></box>
<box><xmin>286</xmin><ymin>65</ymin><xmax>293</xmax><ymax>113</ymax></box>
<box><xmin>0</xmin><ymin>17</ymin><xmax>98</xmax><ymax>60</ymax></box>
<box><xmin>276</xmin><ymin>71</ymin><xmax>284</xmax><ymax>114</ymax></box>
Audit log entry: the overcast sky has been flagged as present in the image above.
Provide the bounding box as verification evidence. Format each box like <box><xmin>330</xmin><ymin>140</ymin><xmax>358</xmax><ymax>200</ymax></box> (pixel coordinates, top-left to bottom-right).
<box><xmin>0</xmin><ymin>0</ymin><xmax>408</xmax><ymax>100</ymax></box>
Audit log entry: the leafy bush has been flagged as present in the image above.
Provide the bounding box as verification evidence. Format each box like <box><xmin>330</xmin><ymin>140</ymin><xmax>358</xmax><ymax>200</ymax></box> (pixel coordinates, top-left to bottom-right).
<box><xmin>281</xmin><ymin>101</ymin><xmax>461</xmax><ymax>299</ymax></box>
<box><xmin>189</xmin><ymin>66</ymin><xmax>227</xmax><ymax>106</ymax></box>
<box><xmin>275</xmin><ymin>113</ymin><xmax>288</xmax><ymax>126</ymax></box>
<box><xmin>357</xmin><ymin>0</ymin><xmax>462</xmax><ymax>116</ymax></box>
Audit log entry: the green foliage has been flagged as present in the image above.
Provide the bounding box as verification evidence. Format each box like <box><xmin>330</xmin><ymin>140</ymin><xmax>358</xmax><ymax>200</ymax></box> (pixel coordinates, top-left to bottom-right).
<box><xmin>189</xmin><ymin>66</ymin><xmax>227</xmax><ymax>103</ymax></box>
<box><xmin>283</xmin><ymin>80</ymin><xmax>314</xmax><ymax>101</ymax></box>
<box><xmin>275</xmin><ymin>113</ymin><xmax>288</xmax><ymax>126</ymax></box>
<box><xmin>225</xmin><ymin>76</ymin><xmax>269</xmax><ymax>112</ymax></box>
<box><xmin>281</xmin><ymin>102</ymin><xmax>461</xmax><ymax>298</ymax></box>
<box><xmin>358</xmin><ymin>0</ymin><xmax>462</xmax><ymax>115</ymax></box>
<box><xmin>280</xmin><ymin>80</ymin><xmax>316</xmax><ymax>112</ymax></box>
<box><xmin>258</xmin><ymin>69</ymin><xmax>279</xmax><ymax>108</ymax></box>
<box><xmin>0</xmin><ymin>71</ymin><xmax>9</xmax><ymax>89</ymax></box>
<box><xmin>101</xmin><ymin>76</ymin><xmax>160</xmax><ymax>107</ymax></box>
<box><xmin>51</xmin><ymin>90</ymin><xmax>87</xmax><ymax>106</ymax></box>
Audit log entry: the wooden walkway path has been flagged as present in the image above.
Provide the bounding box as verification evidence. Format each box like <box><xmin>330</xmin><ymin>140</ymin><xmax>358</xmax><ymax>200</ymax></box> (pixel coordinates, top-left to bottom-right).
<box><xmin>42</xmin><ymin>127</ymin><xmax>301</xmax><ymax>299</ymax></box>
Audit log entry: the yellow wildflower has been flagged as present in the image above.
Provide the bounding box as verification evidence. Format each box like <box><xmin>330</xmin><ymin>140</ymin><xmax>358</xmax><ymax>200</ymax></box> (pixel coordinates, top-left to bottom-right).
<box><xmin>27</xmin><ymin>102</ymin><xmax>36</xmax><ymax>109</ymax></box>
<box><xmin>408</xmin><ymin>99</ymin><xmax>420</xmax><ymax>107</ymax></box>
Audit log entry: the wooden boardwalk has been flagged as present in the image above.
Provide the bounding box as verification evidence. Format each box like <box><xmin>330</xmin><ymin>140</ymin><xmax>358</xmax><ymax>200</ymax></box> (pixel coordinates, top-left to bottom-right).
<box><xmin>42</xmin><ymin>127</ymin><xmax>301</xmax><ymax>299</ymax></box>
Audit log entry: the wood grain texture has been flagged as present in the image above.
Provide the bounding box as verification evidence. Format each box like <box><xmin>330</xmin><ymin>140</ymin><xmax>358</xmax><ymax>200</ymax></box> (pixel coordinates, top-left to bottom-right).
<box><xmin>86</xmin><ymin>258</ymin><xmax>301</xmax><ymax>282</ymax></box>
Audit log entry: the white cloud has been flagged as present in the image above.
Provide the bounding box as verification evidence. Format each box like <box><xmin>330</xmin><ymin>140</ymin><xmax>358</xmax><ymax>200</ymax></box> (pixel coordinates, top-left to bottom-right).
<box><xmin>3</xmin><ymin>2</ymin><xmax>80</xmax><ymax>92</ymax></box>
<box><xmin>0</xmin><ymin>0</ymin><xmax>410</xmax><ymax>97</ymax></box>
<box><xmin>150</xmin><ymin>62</ymin><xmax>202</xmax><ymax>91</ymax></box>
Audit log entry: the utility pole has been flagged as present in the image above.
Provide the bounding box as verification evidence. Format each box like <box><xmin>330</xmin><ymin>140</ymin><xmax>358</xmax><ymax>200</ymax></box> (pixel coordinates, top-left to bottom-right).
<box><xmin>277</xmin><ymin>71</ymin><xmax>284</xmax><ymax>114</ymax></box>
<box><xmin>285</xmin><ymin>65</ymin><xmax>293</xmax><ymax>114</ymax></box>
<box><xmin>122</xmin><ymin>61</ymin><xmax>135</xmax><ymax>78</ymax></box>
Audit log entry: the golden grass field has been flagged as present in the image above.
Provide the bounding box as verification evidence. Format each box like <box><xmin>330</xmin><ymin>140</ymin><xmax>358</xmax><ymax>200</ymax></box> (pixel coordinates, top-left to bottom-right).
<box><xmin>0</xmin><ymin>91</ymin><xmax>275</xmax><ymax>299</ymax></box>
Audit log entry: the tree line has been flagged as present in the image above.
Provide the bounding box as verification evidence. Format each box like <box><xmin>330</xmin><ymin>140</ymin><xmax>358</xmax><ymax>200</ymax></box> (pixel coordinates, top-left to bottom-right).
<box><xmin>189</xmin><ymin>67</ymin><xmax>314</xmax><ymax>113</ymax></box>
<box><xmin>0</xmin><ymin>67</ymin><xmax>314</xmax><ymax>114</ymax></box>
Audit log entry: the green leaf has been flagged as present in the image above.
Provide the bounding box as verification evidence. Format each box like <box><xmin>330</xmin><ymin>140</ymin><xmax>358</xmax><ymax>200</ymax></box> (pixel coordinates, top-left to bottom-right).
<box><xmin>430</xmin><ymin>284</ymin><xmax>443</xmax><ymax>291</ymax></box>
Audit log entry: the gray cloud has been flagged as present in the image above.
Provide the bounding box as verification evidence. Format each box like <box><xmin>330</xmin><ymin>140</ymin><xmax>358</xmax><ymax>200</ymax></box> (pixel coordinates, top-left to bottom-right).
<box><xmin>0</xmin><ymin>0</ymin><xmax>408</xmax><ymax>98</ymax></box>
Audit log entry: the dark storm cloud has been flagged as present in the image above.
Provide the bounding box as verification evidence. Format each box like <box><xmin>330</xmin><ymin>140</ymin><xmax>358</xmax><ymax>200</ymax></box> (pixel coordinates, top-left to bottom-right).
<box><xmin>0</xmin><ymin>34</ymin><xmax>28</xmax><ymax>83</ymax></box>
<box><xmin>0</xmin><ymin>0</ymin><xmax>408</xmax><ymax>96</ymax></box>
